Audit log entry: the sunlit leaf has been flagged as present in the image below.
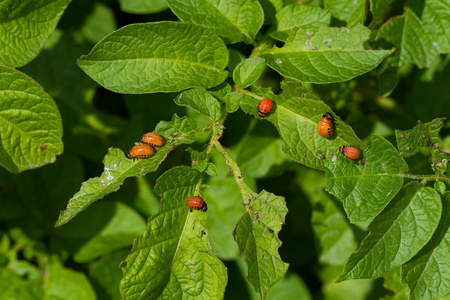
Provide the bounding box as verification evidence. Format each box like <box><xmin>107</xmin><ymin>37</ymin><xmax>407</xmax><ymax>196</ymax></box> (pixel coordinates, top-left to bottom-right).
<box><xmin>78</xmin><ymin>22</ymin><xmax>228</xmax><ymax>93</ymax></box>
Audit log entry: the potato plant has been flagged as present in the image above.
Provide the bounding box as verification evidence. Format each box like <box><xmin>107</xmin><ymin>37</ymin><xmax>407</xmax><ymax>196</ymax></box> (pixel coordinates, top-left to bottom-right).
<box><xmin>0</xmin><ymin>0</ymin><xmax>449</xmax><ymax>299</ymax></box>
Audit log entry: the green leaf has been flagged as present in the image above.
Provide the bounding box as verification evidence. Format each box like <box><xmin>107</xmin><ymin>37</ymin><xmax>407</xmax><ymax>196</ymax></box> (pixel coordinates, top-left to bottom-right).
<box><xmin>89</xmin><ymin>248</ymin><xmax>130</xmax><ymax>300</ymax></box>
<box><xmin>233</xmin><ymin>57</ymin><xmax>266</xmax><ymax>88</ymax></box>
<box><xmin>207</xmin><ymin>82</ymin><xmax>232</xmax><ymax>102</ymax></box>
<box><xmin>237</xmin><ymin>136</ymin><xmax>286</xmax><ymax>178</ymax></box>
<box><xmin>374</xmin><ymin>3</ymin><xmax>450</xmax><ymax>68</ymax></box>
<box><xmin>435</xmin><ymin>181</ymin><xmax>446</xmax><ymax>195</ymax></box>
<box><xmin>19</xmin><ymin>30</ymin><xmax>97</xmax><ymax>110</ymax></box>
<box><xmin>338</xmin><ymin>182</ymin><xmax>442</xmax><ymax>281</ymax></box>
<box><xmin>128</xmin><ymin>176</ymin><xmax>161</xmax><ymax>217</ymax></box>
<box><xmin>235</xmin><ymin>122</ymin><xmax>291</xmax><ymax>178</ymax></box>
<box><xmin>120</xmin><ymin>166</ymin><xmax>227</xmax><ymax>299</ymax></box>
<box><xmin>119</xmin><ymin>0</ymin><xmax>168</xmax><ymax>14</ymax></box>
<box><xmin>78</xmin><ymin>3</ymin><xmax>117</xmax><ymax>44</ymax></box>
<box><xmin>373</xmin><ymin>2</ymin><xmax>450</xmax><ymax>95</ymax></box>
<box><xmin>240</xmin><ymin>79</ymin><xmax>365</xmax><ymax>171</ymax></box>
<box><xmin>324</xmin><ymin>0</ymin><xmax>366</xmax><ymax>27</ymax></box>
<box><xmin>166</xmin><ymin>0</ymin><xmax>264</xmax><ymax>44</ymax></box>
<box><xmin>54</xmin><ymin>201</ymin><xmax>146</xmax><ymax>263</ymax></box>
<box><xmin>77</xmin><ymin>22</ymin><xmax>228</xmax><ymax>94</ymax></box>
<box><xmin>0</xmin><ymin>0</ymin><xmax>71</xmax><ymax>68</ymax></box>
<box><xmin>8</xmin><ymin>260</ymin><xmax>41</xmax><ymax>280</ymax></box>
<box><xmin>270</xmin><ymin>4</ymin><xmax>331</xmax><ymax>42</ymax></box>
<box><xmin>259</xmin><ymin>0</ymin><xmax>283</xmax><ymax>25</ymax></box>
<box><xmin>300</xmin><ymin>169</ymin><xmax>358</xmax><ymax>265</ymax></box>
<box><xmin>20</xmin><ymin>30</ymin><xmax>130</xmax><ymax>162</ymax></box>
<box><xmin>55</xmin><ymin>115</ymin><xmax>200</xmax><ymax>227</ymax></box>
<box><xmin>187</xmin><ymin>148</ymin><xmax>208</xmax><ymax>173</ymax></box>
<box><xmin>175</xmin><ymin>88</ymin><xmax>222</xmax><ymax>121</ymax></box>
<box><xmin>266</xmin><ymin>272</ymin><xmax>312</xmax><ymax>300</ymax></box>
<box><xmin>401</xmin><ymin>192</ymin><xmax>450</xmax><ymax>300</ymax></box>
<box><xmin>234</xmin><ymin>190</ymin><xmax>289</xmax><ymax>299</ymax></box>
<box><xmin>45</xmin><ymin>256</ymin><xmax>96</xmax><ymax>300</ymax></box>
<box><xmin>0</xmin><ymin>269</ymin><xmax>43</xmax><ymax>299</ymax></box>
<box><xmin>204</xmin><ymin>175</ymin><xmax>245</xmax><ymax>259</ymax></box>
<box><xmin>261</xmin><ymin>24</ymin><xmax>394</xmax><ymax>84</ymax></box>
<box><xmin>370</xmin><ymin>0</ymin><xmax>394</xmax><ymax>25</ymax></box>
<box><xmin>382</xmin><ymin>267</ymin><xmax>410</xmax><ymax>300</ymax></box>
<box><xmin>396</xmin><ymin>118</ymin><xmax>444</xmax><ymax>157</ymax></box>
<box><xmin>222</xmin><ymin>92</ymin><xmax>242</xmax><ymax>113</ymax></box>
<box><xmin>0</xmin><ymin>66</ymin><xmax>63</xmax><ymax>173</ymax></box>
<box><xmin>319</xmin><ymin>266</ymin><xmax>380</xmax><ymax>300</ymax></box>
<box><xmin>205</xmin><ymin>162</ymin><xmax>218</xmax><ymax>176</ymax></box>
<box><xmin>406</xmin><ymin>54</ymin><xmax>450</xmax><ymax>122</ymax></box>
<box><xmin>396</xmin><ymin>118</ymin><xmax>448</xmax><ymax>175</ymax></box>
<box><xmin>326</xmin><ymin>135</ymin><xmax>408</xmax><ymax>223</ymax></box>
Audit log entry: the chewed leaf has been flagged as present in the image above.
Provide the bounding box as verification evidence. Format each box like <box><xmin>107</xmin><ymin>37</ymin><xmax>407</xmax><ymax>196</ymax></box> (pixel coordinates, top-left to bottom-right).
<box><xmin>395</xmin><ymin>118</ymin><xmax>445</xmax><ymax>157</ymax></box>
<box><xmin>338</xmin><ymin>182</ymin><xmax>442</xmax><ymax>281</ymax></box>
<box><xmin>77</xmin><ymin>22</ymin><xmax>228</xmax><ymax>93</ymax></box>
<box><xmin>261</xmin><ymin>24</ymin><xmax>393</xmax><ymax>84</ymax></box>
<box><xmin>240</xmin><ymin>79</ymin><xmax>365</xmax><ymax>171</ymax></box>
<box><xmin>234</xmin><ymin>190</ymin><xmax>289</xmax><ymax>299</ymax></box>
<box><xmin>0</xmin><ymin>66</ymin><xmax>63</xmax><ymax>173</ymax></box>
<box><xmin>396</xmin><ymin>118</ymin><xmax>448</xmax><ymax>175</ymax></box>
<box><xmin>325</xmin><ymin>135</ymin><xmax>408</xmax><ymax>223</ymax></box>
<box><xmin>120</xmin><ymin>166</ymin><xmax>227</xmax><ymax>299</ymax></box>
<box><xmin>55</xmin><ymin>115</ymin><xmax>200</xmax><ymax>227</ymax></box>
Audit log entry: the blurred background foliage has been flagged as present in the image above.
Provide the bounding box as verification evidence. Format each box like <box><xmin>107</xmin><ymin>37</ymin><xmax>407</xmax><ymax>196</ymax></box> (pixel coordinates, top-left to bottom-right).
<box><xmin>1</xmin><ymin>0</ymin><xmax>449</xmax><ymax>299</ymax></box>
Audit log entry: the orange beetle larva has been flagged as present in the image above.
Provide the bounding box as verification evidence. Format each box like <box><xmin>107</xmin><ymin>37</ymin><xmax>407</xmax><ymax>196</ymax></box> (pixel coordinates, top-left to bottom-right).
<box><xmin>258</xmin><ymin>98</ymin><xmax>273</xmax><ymax>117</ymax></box>
<box><xmin>128</xmin><ymin>144</ymin><xmax>155</xmax><ymax>159</ymax></box>
<box><xmin>187</xmin><ymin>196</ymin><xmax>208</xmax><ymax>212</ymax></box>
<box><xmin>317</xmin><ymin>112</ymin><xmax>335</xmax><ymax>138</ymax></box>
<box><xmin>141</xmin><ymin>132</ymin><xmax>165</xmax><ymax>147</ymax></box>
<box><xmin>339</xmin><ymin>146</ymin><xmax>361</xmax><ymax>161</ymax></box>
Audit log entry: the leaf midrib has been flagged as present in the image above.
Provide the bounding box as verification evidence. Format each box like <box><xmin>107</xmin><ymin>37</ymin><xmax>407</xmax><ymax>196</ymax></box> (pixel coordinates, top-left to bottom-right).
<box><xmin>80</xmin><ymin>56</ymin><xmax>225</xmax><ymax>72</ymax></box>
<box><xmin>202</xmin><ymin>0</ymin><xmax>252</xmax><ymax>41</ymax></box>
<box><xmin>342</xmin><ymin>185</ymin><xmax>423</xmax><ymax>278</ymax></box>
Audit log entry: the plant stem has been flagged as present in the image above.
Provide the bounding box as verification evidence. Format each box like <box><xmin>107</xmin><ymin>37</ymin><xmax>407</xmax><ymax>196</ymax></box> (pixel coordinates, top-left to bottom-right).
<box><xmin>214</xmin><ymin>140</ymin><xmax>253</xmax><ymax>203</ymax></box>
<box><xmin>194</xmin><ymin>108</ymin><xmax>227</xmax><ymax>195</ymax></box>
<box><xmin>398</xmin><ymin>173</ymin><xmax>450</xmax><ymax>182</ymax></box>
<box><xmin>250</xmin><ymin>25</ymin><xmax>276</xmax><ymax>58</ymax></box>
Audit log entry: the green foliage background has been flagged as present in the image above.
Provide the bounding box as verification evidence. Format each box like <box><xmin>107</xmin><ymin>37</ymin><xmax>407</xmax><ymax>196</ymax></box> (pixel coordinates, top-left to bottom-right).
<box><xmin>0</xmin><ymin>0</ymin><xmax>449</xmax><ymax>299</ymax></box>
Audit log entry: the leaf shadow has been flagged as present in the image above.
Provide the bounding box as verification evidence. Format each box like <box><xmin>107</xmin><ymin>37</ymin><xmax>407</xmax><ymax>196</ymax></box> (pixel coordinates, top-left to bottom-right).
<box><xmin>52</xmin><ymin>200</ymin><xmax>118</xmax><ymax>259</ymax></box>
<box><xmin>223</xmin><ymin>260</ymin><xmax>253</xmax><ymax>299</ymax></box>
